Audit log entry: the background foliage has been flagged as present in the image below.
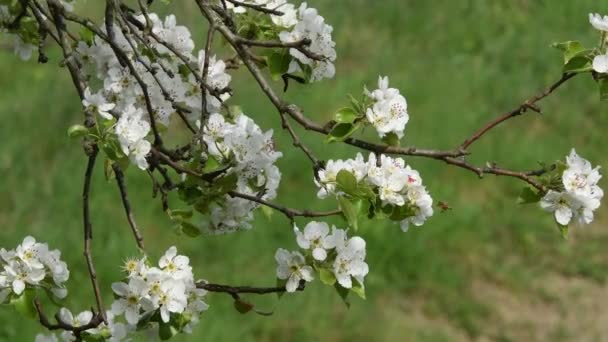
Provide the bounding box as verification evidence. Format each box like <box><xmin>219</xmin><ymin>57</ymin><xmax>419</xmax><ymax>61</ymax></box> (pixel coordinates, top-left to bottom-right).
<box><xmin>1</xmin><ymin>1</ymin><xmax>607</xmax><ymax>341</ymax></box>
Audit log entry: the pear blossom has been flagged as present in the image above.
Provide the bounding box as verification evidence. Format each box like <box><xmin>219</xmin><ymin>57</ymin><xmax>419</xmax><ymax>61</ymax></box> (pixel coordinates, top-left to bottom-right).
<box><xmin>0</xmin><ymin>237</ymin><xmax>69</xmax><ymax>299</ymax></box>
<box><xmin>315</xmin><ymin>153</ymin><xmax>368</xmax><ymax>198</ymax></box>
<box><xmin>158</xmin><ymin>246</ymin><xmax>192</xmax><ymax>280</ymax></box>
<box><xmin>540</xmin><ymin>149</ymin><xmax>603</xmax><ymax>226</ymax></box>
<box><xmin>589</xmin><ymin>13</ymin><xmax>608</xmax><ymax>32</ymax></box>
<box><xmin>115</xmin><ymin>107</ymin><xmax>151</xmax><ymax>170</ymax></box>
<box><xmin>201</xmin><ymin>113</ymin><xmax>283</xmax><ymax>233</ymax></box>
<box><xmin>111</xmin><ymin>277</ymin><xmax>152</xmax><ymax>325</ymax></box>
<box><xmin>333</xmin><ymin>236</ymin><xmax>369</xmax><ymax>289</ymax></box>
<box><xmin>110</xmin><ymin>246</ymin><xmax>208</xmax><ymax>333</ymax></box>
<box><xmin>279</xmin><ymin>3</ymin><xmax>337</xmax><ymax>82</ymax></box>
<box><xmin>540</xmin><ymin>190</ymin><xmax>580</xmax><ymax>225</ymax></box>
<box><xmin>152</xmin><ymin>280</ymin><xmax>188</xmax><ymax>323</ymax></box>
<box><xmin>122</xmin><ymin>256</ymin><xmax>148</xmax><ymax>277</ymax></box>
<box><xmin>399</xmin><ymin>185</ymin><xmax>434</xmax><ymax>232</ymax></box>
<box><xmin>82</xmin><ymin>88</ymin><xmax>115</xmax><ymax>120</ymax></box>
<box><xmin>275</xmin><ymin>249</ymin><xmax>314</xmax><ymax>292</ymax></box>
<box><xmin>593</xmin><ymin>54</ymin><xmax>608</xmax><ymax>73</ymax></box>
<box><xmin>364</xmin><ymin>76</ymin><xmax>409</xmax><ymax>139</ymax></box>
<box><xmin>58</xmin><ymin>308</ymin><xmax>93</xmax><ymax>341</ymax></box>
<box><xmin>294</xmin><ymin>221</ymin><xmax>334</xmax><ymax>261</ymax></box>
<box><xmin>316</xmin><ymin>153</ymin><xmax>433</xmax><ymax>231</ymax></box>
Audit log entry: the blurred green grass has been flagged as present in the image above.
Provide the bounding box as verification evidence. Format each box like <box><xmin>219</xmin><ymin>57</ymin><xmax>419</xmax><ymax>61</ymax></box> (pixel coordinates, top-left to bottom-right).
<box><xmin>1</xmin><ymin>1</ymin><xmax>608</xmax><ymax>341</ymax></box>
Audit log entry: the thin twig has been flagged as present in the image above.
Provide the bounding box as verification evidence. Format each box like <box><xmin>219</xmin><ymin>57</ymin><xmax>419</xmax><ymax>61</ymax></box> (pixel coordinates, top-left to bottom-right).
<box><xmin>460</xmin><ymin>72</ymin><xmax>577</xmax><ymax>150</ymax></box>
<box><xmin>112</xmin><ymin>164</ymin><xmax>145</xmax><ymax>250</ymax></box>
<box><xmin>82</xmin><ymin>148</ymin><xmax>107</xmax><ymax>323</ymax></box>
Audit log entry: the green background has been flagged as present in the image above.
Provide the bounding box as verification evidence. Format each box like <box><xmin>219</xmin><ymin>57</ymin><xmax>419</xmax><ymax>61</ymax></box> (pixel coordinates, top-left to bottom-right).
<box><xmin>1</xmin><ymin>1</ymin><xmax>608</xmax><ymax>341</ymax></box>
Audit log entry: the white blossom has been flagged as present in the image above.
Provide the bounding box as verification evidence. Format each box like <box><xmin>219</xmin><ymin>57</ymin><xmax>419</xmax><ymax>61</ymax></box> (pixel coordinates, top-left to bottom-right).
<box><xmin>364</xmin><ymin>76</ymin><xmax>409</xmax><ymax>139</ymax></box>
<box><xmin>333</xmin><ymin>236</ymin><xmax>369</xmax><ymax>289</ymax></box>
<box><xmin>294</xmin><ymin>221</ymin><xmax>334</xmax><ymax>261</ymax></box>
<box><xmin>201</xmin><ymin>113</ymin><xmax>283</xmax><ymax>233</ymax></box>
<box><xmin>275</xmin><ymin>249</ymin><xmax>314</xmax><ymax>292</ymax></box>
<box><xmin>589</xmin><ymin>13</ymin><xmax>608</xmax><ymax>32</ymax></box>
<box><xmin>316</xmin><ymin>153</ymin><xmax>433</xmax><ymax>231</ymax></box>
<box><xmin>279</xmin><ymin>3</ymin><xmax>337</xmax><ymax>82</ymax></box>
<box><xmin>540</xmin><ymin>149</ymin><xmax>603</xmax><ymax>226</ymax></box>
<box><xmin>111</xmin><ymin>277</ymin><xmax>152</xmax><ymax>325</ymax></box>
<box><xmin>593</xmin><ymin>54</ymin><xmax>608</xmax><ymax>73</ymax></box>
<box><xmin>57</xmin><ymin>308</ymin><xmax>93</xmax><ymax>341</ymax></box>
<box><xmin>158</xmin><ymin>246</ymin><xmax>192</xmax><ymax>280</ymax></box>
<box><xmin>82</xmin><ymin>88</ymin><xmax>115</xmax><ymax>120</ymax></box>
<box><xmin>0</xmin><ymin>237</ymin><xmax>69</xmax><ymax>299</ymax></box>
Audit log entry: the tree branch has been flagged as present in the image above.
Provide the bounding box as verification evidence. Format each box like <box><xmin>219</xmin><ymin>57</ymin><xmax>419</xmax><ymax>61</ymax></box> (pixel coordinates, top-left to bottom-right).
<box><xmin>112</xmin><ymin>164</ymin><xmax>145</xmax><ymax>250</ymax></box>
<box><xmin>81</xmin><ymin>148</ymin><xmax>107</xmax><ymax>323</ymax></box>
<box><xmin>460</xmin><ymin>72</ymin><xmax>577</xmax><ymax>150</ymax></box>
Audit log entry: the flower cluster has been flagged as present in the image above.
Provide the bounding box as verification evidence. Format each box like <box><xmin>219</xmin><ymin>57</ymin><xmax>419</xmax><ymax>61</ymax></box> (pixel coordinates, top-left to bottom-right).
<box><xmin>201</xmin><ymin>112</ymin><xmax>282</xmax><ymax>233</ymax></box>
<box><xmin>278</xmin><ymin>2</ymin><xmax>337</xmax><ymax>82</ymax></box>
<box><xmin>74</xmin><ymin>13</ymin><xmax>232</xmax><ymax>170</ymax></box>
<box><xmin>540</xmin><ymin>149</ymin><xmax>603</xmax><ymax>226</ymax></box>
<box><xmin>110</xmin><ymin>246</ymin><xmax>209</xmax><ymax>333</ymax></box>
<box><xmin>364</xmin><ymin>76</ymin><xmax>409</xmax><ymax>139</ymax></box>
<box><xmin>316</xmin><ymin>152</ymin><xmax>434</xmax><ymax>231</ymax></box>
<box><xmin>276</xmin><ymin>221</ymin><xmax>369</xmax><ymax>292</ymax></box>
<box><xmin>590</xmin><ymin>13</ymin><xmax>608</xmax><ymax>73</ymax></box>
<box><xmin>0</xmin><ymin>236</ymin><xmax>69</xmax><ymax>303</ymax></box>
<box><xmin>223</xmin><ymin>1</ymin><xmax>338</xmax><ymax>81</ymax></box>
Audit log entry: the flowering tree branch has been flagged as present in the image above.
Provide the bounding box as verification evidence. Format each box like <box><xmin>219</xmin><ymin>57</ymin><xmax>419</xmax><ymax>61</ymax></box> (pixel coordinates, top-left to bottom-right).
<box><xmin>0</xmin><ymin>1</ymin><xmax>605</xmax><ymax>341</ymax></box>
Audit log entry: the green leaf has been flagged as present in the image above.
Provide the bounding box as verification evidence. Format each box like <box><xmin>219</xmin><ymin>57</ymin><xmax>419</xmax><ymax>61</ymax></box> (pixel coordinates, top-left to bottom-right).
<box><xmin>103</xmin><ymin>158</ymin><xmax>115</xmax><ymax>182</ymax></box>
<box><xmin>347</xmin><ymin>94</ymin><xmax>363</xmax><ymax>114</ymax></box>
<box><xmin>599</xmin><ymin>77</ymin><xmax>608</xmax><ymax>101</ymax></box>
<box><xmin>11</xmin><ymin>288</ymin><xmax>37</xmax><ymax>319</ymax></box>
<box><xmin>267</xmin><ymin>51</ymin><xmax>291</xmax><ymax>80</ymax></box>
<box><xmin>319</xmin><ymin>268</ymin><xmax>336</xmax><ymax>286</ymax></box>
<box><xmin>563</xmin><ymin>55</ymin><xmax>592</xmax><ymax>73</ymax></box>
<box><xmin>351</xmin><ymin>279</ymin><xmax>366</xmax><ymax>299</ymax></box>
<box><xmin>79</xmin><ymin>27</ymin><xmax>95</xmax><ymax>45</ymax></box>
<box><xmin>381</xmin><ymin>132</ymin><xmax>400</xmax><ymax>147</ymax></box>
<box><xmin>552</xmin><ymin>41</ymin><xmax>586</xmax><ymax>63</ymax></box>
<box><xmin>234</xmin><ymin>299</ymin><xmax>254</xmax><ymax>314</ymax></box>
<box><xmin>326</xmin><ymin>123</ymin><xmax>360</xmax><ymax>143</ymax></box>
<box><xmin>158</xmin><ymin>320</ymin><xmax>179</xmax><ymax>340</ymax></box>
<box><xmin>202</xmin><ymin>155</ymin><xmax>221</xmax><ymax>173</ymax></box>
<box><xmin>261</xmin><ymin>205</ymin><xmax>274</xmax><ymax>220</ymax></box>
<box><xmin>180</xmin><ymin>221</ymin><xmax>201</xmax><ymax>238</ymax></box>
<box><xmin>67</xmin><ymin>124</ymin><xmax>88</xmax><ymax>139</ymax></box>
<box><xmin>334</xmin><ymin>107</ymin><xmax>358</xmax><ymax>124</ymax></box>
<box><xmin>336</xmin><ymin>170</ymin><xmax>357</xmax><ymax>195</ymax></box>
<box><xmin>178</xmin><ymin>186</ymin><xmax>203</xmax><ymax>205</ymax></box>
<box><xmin>338</xmin><ymin>196</ymin><xmax>359</xmax><ymax>230</ymax></box>
<box><xmin>517</xmin><ymin>187</ymin><xmax>543</xmax><ymax>204</ymax></box>
<box><xmin>214</xmin><ymin>173</ymin><xmax>239</xmax><ymax>195</ymax></box>
<box><xmin>334</xmin><ymin>283</ymin><xmax>350</xmax><ymax>308</ymax></box>
<box><xmin>168</xmin><ymin>209</ymin><xmax>193</xmax><ymax>220</ymax></box>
